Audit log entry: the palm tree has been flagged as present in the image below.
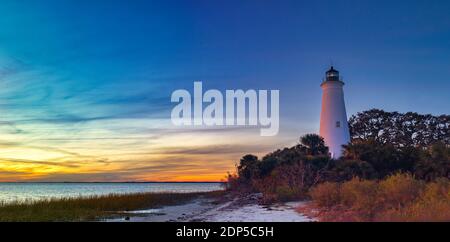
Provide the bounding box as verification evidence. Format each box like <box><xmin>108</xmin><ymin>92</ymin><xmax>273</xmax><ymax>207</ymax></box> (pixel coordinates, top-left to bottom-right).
<box><xmin>299</xmin><ymin>134</ymin><xmax>328</xmax><ymax>156</ymax></box>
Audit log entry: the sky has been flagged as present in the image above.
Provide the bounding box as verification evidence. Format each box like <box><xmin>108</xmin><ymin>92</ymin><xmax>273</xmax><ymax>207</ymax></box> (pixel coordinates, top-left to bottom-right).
<box><xmin>0</xmin><ymin>0</ymin><xmax>449</xmax><ymax>182</ymax></box>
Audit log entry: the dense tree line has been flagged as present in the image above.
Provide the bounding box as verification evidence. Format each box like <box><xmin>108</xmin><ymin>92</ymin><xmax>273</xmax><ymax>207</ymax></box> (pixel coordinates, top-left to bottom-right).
<box><xmin>349</xmin><ymin>109</ymin><xmax>449</xmax><ymax>147</ymax></box>
<box><xmin>229</xmin><ymin>135</ymin><xmax>333</xmax><ymax>201</ymax></box>
<box><xmin>228</xmin><ymin>109</ymin><xmax>450</xmax><ymax>202</ymax></box>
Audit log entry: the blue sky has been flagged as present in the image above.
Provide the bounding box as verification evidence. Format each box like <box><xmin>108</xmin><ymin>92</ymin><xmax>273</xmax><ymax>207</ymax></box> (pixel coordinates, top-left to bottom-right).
<box><xmin>0</xmin><ymin>0</ymin><xmax>449</xmax><ymax>181</ymax></box>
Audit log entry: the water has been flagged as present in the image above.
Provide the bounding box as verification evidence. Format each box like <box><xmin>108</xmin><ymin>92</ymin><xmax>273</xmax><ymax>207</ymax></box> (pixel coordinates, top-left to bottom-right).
<box><xmin>0</xmin><ymin>182</ymin><xmax>224</xmax><ymax>204</ymax></box>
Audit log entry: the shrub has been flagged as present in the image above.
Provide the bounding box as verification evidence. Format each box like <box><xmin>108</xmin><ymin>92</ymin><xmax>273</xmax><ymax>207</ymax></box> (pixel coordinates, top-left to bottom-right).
<box><xmin>225</xmin><ymin>172</ymin><xmax>258</xmax><ymax>194</ymax></box>
<box><xmin>375</xmin><ymin>179</ymin><xmax>450</xmax><ymax>221</ymax></box>
<box><xmin>275</xmin><ymin>185</ymin><xmax>302</xmax><ymax>202</ymax></box>
<box><xmin>340</xmin><ymin>178</ymin><xmax>379</xmax><ymax>216</ymax></box>
<box><xmin>309</xmin><ymin>182</ymin><xmax>341</xmax><ymax>207</ymax></box>
<box><xmin>377</xmin><ymin>173</ymin><xmax>424</xmax><ymax>209</ymax></box>
<box><xmin>308</xmin><ymin>174</ymin><xmax>450</xmax><ymax>221</ymax></box>
<box><xmin>254</xmin><ymin>165</ymin><xmax>307</xmax><ymax>203</ymax></box>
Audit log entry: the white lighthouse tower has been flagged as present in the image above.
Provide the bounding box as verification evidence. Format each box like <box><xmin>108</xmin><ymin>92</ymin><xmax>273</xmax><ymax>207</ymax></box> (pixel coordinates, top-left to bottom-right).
<box><xmin>319</xmin><ymin>66</ymin><xmax>350</xmax><ymax>159</ymax></box>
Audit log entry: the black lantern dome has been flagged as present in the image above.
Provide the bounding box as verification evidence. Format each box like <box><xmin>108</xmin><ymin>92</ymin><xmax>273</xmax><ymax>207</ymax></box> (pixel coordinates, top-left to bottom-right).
<box><xmin>325</xmin><ymin>66</ymin><xmax>340</xmax><ymax>82</ymax></box>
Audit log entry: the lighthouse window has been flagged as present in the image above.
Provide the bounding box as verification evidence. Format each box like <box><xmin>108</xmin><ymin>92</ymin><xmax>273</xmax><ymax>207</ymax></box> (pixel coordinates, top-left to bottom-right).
<box><xmin>336</xmin><ymin>121</ymin><xmax>341</xmax><ymax>128</ymax></box>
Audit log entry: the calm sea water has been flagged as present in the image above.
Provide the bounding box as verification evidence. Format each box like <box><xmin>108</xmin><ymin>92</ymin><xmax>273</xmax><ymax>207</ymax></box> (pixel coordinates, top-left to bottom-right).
<box><xmin>0</xmin><ymin>183</ymin><xmax>224</xmax><ymax>203</ymax></box>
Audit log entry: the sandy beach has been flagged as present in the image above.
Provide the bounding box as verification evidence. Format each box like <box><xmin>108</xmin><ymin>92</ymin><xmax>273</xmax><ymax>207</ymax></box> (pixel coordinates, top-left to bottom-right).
<box><xmin>107</xmin><ymin>193</ymin><xmax>315</xmax><ymax>222</ymax></box>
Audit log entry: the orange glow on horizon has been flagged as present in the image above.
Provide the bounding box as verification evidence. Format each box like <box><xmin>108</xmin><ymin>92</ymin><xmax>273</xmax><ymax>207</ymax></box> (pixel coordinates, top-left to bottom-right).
<box><xmin>0</xmin><ymin>115</ymin><xmax>291</xmax><ymax>182</ymax></box>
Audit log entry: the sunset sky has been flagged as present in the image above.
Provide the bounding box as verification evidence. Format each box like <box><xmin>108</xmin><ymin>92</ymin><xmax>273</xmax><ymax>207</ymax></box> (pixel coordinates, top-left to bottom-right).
<box><xmin>1</xmin><ymin>0</ymin><xmax>449</xmax><ymax>182</ymax></box>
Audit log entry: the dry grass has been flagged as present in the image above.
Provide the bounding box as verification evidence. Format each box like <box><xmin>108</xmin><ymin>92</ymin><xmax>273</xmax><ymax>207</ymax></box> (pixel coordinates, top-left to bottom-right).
<box><xmin>306</xmin><ymin>174</ymin><xmax>450</xmax><ymax>222</ymax></box>
<box><xmin>0</xmin><ymin>191</ymin><xmax>225</xmax><ymax>222</ymax></box>
<box><xmin>308</xmin><ymin>182</ymin><xmax>340</xmax><ymax>207</ymax></box>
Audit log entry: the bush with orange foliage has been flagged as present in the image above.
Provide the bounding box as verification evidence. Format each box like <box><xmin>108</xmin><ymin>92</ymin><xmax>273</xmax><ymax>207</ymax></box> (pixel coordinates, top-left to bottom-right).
<box><xmin>308</xmin><ymin>173</ymin><xmax>450</xmax><ymax>222</ymax></box>
<box><xmin>308</xmin><ymin>182</ymin><xmax>340</xmax><ymax>207</ymax></box>
<box><xmin>377</xmin><ymin>173</ymin><xmax>424</xmax><ymax>209</ymax></box>
<box><xmin>375</xmin><ymin>178</ymin><xmax>450</xmax><ymax>221</ymax></box>
<box><xmin>253</xmin><ymin>162</ymin><xmax>312</xmax><ymax>204</ymax></box>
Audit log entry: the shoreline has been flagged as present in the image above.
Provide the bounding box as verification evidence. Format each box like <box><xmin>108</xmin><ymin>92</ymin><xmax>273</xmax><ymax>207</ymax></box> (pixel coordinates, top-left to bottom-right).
<box><xmin>108</xmin><ymin>193</ymin><xmax>315</xmax><ymax>222</ymax></box>
<box><xmin>0</xmin><ymin>190</ymin><xmax>316</xmax><ymax>222</ymax></box>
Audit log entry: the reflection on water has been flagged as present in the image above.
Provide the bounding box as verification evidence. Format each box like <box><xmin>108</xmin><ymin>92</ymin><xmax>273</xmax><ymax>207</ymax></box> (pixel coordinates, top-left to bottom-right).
<box><xmin>0</xmin><ymin>183</ymin><xmax>224</xmax><ymax>204</ymax></box>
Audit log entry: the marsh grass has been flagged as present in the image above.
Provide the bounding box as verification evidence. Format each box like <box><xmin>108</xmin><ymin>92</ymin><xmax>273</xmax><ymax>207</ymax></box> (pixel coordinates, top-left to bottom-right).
<box><xmin>0</xmin><ymin>191</ymin><xmax>224</xmax><ymax>222</ymax></box>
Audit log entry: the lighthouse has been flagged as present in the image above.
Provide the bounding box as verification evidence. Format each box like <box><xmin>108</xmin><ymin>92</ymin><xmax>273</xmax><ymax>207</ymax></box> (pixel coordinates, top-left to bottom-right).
<box><xmin>319</xmin><ymin>66</ymin><xmax>350</xmax><ymax>159</ymax></box>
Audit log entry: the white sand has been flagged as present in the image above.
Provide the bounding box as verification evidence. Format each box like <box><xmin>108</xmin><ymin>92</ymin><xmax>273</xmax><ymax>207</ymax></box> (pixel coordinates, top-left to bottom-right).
<box><xmin>107</xmin><ymin>194</ymin><xmax>315</xmax><ymax>222</ymax></box>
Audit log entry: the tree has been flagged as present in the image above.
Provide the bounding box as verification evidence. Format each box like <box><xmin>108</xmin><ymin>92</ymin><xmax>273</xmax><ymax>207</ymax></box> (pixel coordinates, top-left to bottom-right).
<box><xmin>300</xmin><ymin>134</ymin><xmax>329</xmax><ymax>156</ymax></box>
<box><xmin>415</xmin><ymin>142</ymin><xmax>450</xmax><ymax>181</ymax></box>
<box><xmin>237</xmin><ymin>154</ymin><xmax>260</xmax><ymax>180</ymax></box>
<box><xmin>349</xmin><ymin>109</ymin><xmax>450</xmax><ymax>147</ymax></box>
<box><xmin>342</xmin><ymin>139</ymin><xmax>417</xmax><ymax>179</ymax></box>
<box><xmin>343</xmin><ymin>139</ymin><xmax>377</xmax><ymax>160</ymax></box>
<box><xmin>330</xmin><ymin>159</ymin><xmax>376</xmax><ymax>181</ymax></box>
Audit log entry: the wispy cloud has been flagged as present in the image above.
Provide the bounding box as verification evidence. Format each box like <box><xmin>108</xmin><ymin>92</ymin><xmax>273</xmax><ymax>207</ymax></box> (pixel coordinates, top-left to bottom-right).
<box><xmin>0</xmin><ymin>1</ymin><xmax>312</xmax><ymax>182</ymax></box>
